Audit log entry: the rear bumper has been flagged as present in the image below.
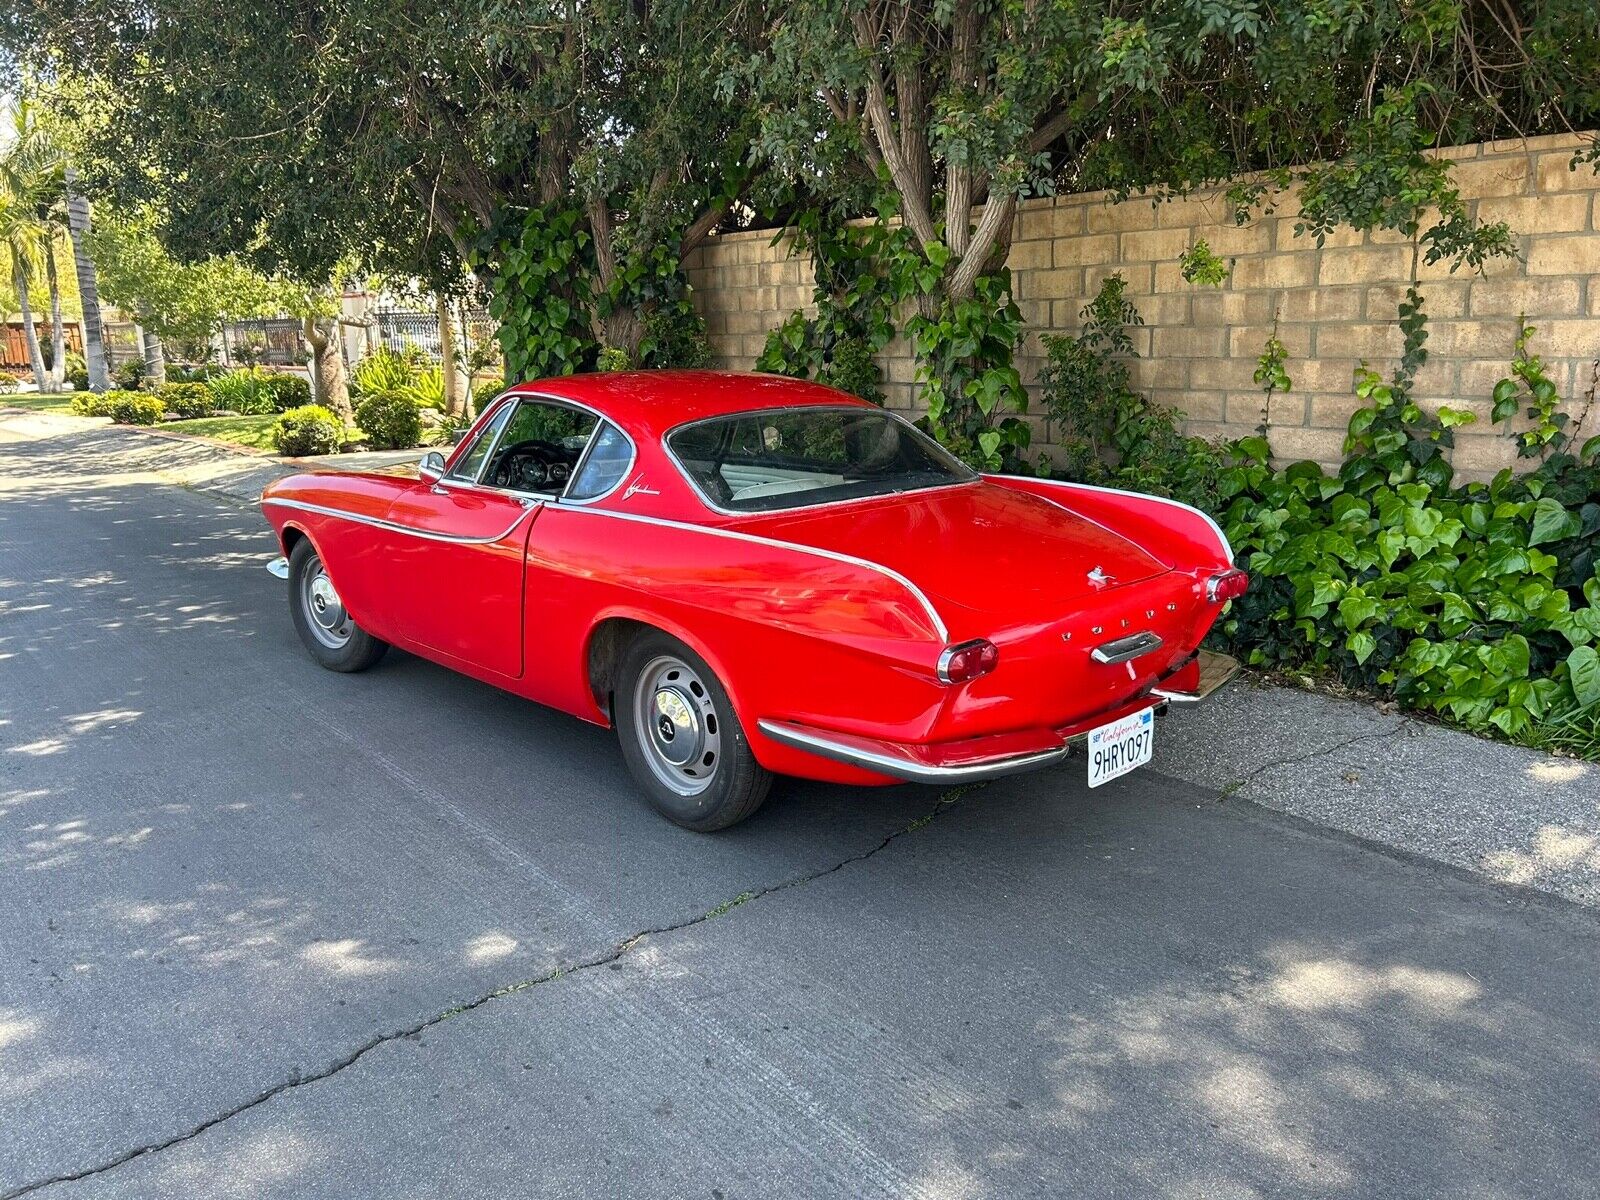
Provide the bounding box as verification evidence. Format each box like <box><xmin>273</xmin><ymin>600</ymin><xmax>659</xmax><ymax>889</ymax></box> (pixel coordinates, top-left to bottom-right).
<box><xmin>757</xmin><ymin>650</ymin><xmax>1240</xmax><ymax>785</ymax></box>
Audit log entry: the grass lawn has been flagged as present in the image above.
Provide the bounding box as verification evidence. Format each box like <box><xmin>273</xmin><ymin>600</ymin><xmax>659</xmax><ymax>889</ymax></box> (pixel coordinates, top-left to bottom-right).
<box><xmin>0</xmin><ymin>393</ymin><xmax>77</xmax><ymax>413</ymax></box>
<box><xmin>168</xmin><ymin>413</ymin><xmax>280</xmax><ymax>451</ymax></box>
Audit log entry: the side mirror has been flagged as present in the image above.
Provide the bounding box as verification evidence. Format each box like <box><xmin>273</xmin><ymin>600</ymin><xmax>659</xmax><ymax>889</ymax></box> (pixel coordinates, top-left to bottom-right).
<box><xmin>418</xmin><ymin>451</ymin><xmax>446</xmax><ymax>483</ymax></box>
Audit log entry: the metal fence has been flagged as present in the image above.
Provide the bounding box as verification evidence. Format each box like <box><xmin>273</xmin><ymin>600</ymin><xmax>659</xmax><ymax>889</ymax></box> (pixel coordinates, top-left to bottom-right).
<box><xmin>374</xmin><ymin>310</ymin><xmax>441</xmax><ymax>360</ymax></box>
<box><xmin>225</xmin><ymin>318</ymin><xmax>305</xmax><ymax>367</ymax></box>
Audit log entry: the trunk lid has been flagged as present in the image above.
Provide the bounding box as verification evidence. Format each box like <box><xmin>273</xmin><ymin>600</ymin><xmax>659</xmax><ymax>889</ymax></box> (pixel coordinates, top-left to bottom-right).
<box><xmin>734</xmin><ymin>480</ymin><xmax>1171</xmax><ymax>627</ymax></box>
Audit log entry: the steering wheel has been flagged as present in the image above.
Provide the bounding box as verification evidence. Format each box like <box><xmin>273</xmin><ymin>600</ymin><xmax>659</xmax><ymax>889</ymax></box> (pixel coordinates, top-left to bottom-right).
<box><xmin>491</xmin><ymin>439</ymin><xmax>569</xmax><ymax>491</ymax></box>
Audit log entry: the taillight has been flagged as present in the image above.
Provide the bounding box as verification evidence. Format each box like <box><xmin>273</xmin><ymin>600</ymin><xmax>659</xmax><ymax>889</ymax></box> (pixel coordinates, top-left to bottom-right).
<box><xmin>1206</xmin><ymin>569</ymin><xmax>1249</xmax><ymax>603</ymax></box>
<box><xmin>938</xmin><ymin>639</ymin><xmax>999</xmax><ymax>684</ymax></box>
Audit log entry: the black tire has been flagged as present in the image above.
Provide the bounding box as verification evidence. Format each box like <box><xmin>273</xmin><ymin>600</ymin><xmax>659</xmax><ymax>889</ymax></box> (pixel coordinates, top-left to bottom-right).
<box><xmin>286</xmin><ymin>538</ymin><xmax>389</xmax><ymax>673</ymax></box>
<box><xmin>615</xmin><ymin>630</ymin><xmax>772</xmax><ymax>831</ymax></box>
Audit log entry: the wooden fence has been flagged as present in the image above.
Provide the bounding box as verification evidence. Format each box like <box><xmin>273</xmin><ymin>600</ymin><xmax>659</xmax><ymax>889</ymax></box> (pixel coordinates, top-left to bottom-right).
<box><xmin>2</xmin><ymin>321</ymin><xmax>84</xmax><ymax>370</ymax></box>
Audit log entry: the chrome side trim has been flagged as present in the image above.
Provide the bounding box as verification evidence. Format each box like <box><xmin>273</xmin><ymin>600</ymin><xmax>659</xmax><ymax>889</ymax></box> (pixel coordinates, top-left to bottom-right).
<box><xmin>262</xmin><ymin>497</ymin><xmax>537</xmax><ymax>545</ymax></box>
<box><xmin>265</xmin><ymin>556</ymin><xmax>289</xmax><ymax>579</ymax></box>
<box><xmin>552</xmin><ymin>503</ymin><xmax>949</xmax><ymax>642</ymax></box>
<box><xmin>1090</xmin><ymin>631</ymin><xmax>1165</xmax><ymax>665</ymax></box>
<box><xmin>757</xmin><ymin>719</ymin><xmax>1071</xmax><ymax>784</ymax></box>
<box><xmin>1150</xmin><ymin>649</ymin><xmax>1241</xmax><ymax>703</ymax></box>
<box><xmin>993</xmin><ymin>475</ymin><xmax>1234</xmax><ymax>563</ymax></box>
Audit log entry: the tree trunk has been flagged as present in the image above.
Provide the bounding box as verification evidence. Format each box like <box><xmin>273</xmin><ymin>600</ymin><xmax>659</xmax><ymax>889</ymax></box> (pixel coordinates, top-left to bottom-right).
<box><xmin>437</xmin><ymin>293</ymin><xmax>463</xmax><ymax>417</ymax></box>
<box><xmin>64</xmin><ymin>168</ymin><xmax>110</xmax><ymax>392</ymax></box>
<box><xmin>140</xmin><ymin>327</ymin><xmax>166</xmax><ymax>387</ymax></box>
<box><xmin>11</xmin><ymin>247</ymin><xmax>48</xmax><ymax>389</ymax></box>
<box><xmin>44</xmin><ymin>240</ymin><xmax>65</xmax><ymax>391</ymax></box>
<box><xmin>305</xmin><ymin>316</ymin><xmax>351</xmax><ymax>426</ymax></box>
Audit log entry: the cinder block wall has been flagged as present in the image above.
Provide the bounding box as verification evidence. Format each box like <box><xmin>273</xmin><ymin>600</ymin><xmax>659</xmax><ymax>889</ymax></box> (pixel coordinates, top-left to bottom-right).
<box><xmin>685</xmin><ymin>132</ymin><xmax>1600</xmax><ymax>475</ymax></box>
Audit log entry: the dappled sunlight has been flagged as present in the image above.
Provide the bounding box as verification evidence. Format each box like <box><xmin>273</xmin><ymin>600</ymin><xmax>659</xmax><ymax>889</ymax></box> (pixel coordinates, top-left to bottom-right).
<box><xmin>161</xmin><ymin>1129</ymin><xmax>327</xmax><ymax>1198</ymax></box>
<box><xmin>0</xmin><ymin>1010</ymin><xmax>40</xmax><ymax>1052</ymax></box>
<box><xmin>1269</xmin><ymin>958</ymin><xmax>1482</xmax><ymax>1015</ymax></box>
<box><xmin>465</xmin><ymin>932</ymin><xmax>520</xmax><ymax>962</ymax></box>
<box><xmin>300</xmin><ymin>938</ymin><xmax>404</xmax><ymax>977</ymax></box>
<box><xmin>1484</xmin><ymin>824</ymin><xmax>1600</xmax><ymax>887</ymax></box>
<box><xmin>1525</xmin><ymin>759</ymin><xmax>1592</xmax><ymax>785</ymax></box>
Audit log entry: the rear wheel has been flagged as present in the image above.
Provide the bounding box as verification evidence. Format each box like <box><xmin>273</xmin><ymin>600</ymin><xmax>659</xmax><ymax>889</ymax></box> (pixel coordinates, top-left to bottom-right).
<box><xmin>286</xmin><ymin>539</ymin><xmax>389</xmax><ymax>672</ymax></box>
<box><xmin>616</xmin><ymin>631</ymin><xmax>771</xmax><ymax>831</ymax></box>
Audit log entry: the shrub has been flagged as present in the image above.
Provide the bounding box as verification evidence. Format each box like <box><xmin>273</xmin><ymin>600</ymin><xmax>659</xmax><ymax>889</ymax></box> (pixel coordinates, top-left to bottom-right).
<box><xmin>261</xmin><ymin>371</ymin><xmax>312</xmax><ymax>411</ymax></box>
<box><xmin>0</xmin><ymin>374</ymin><xmax>18</xmax><ymax>395</ymax></box>
<box><xmin>169</xmin><ymin>363</ymin><xmax>224</xmax><ymax>384</ymax></box>
<box><xmin>71</xmin><ymin>391</ymin><xmax>106</xmax><ymax>416</ymax></box>
<box><xmin>471</xmin><ymin>376</ymin><xmax>505</xmax><ymax>414</ymax></box>
<box><xmin>355</xmin><ymin>388</ymin><xmax>422</xmax><ymax>450</ymax></box>
<box><xmin>101</xmin><ymin>389</ymin><xmax>165</xmax><ymax>425</ymax></box>
<box><xmin>206</xmin><ymin>368</ymin><xmax>276</xmax><ymax>415</ymax></box>
<box><xmin>112</xmin><ymin>359</ymin><xmax>146</xmax><ymax>390</ymax></box>
<box><xmin>1046</xmin><ymin>278</ymin><xmax>1600</xmax><ymax>748</ymax></box>
<box><xmin>64</xmin><ymin>352</ymin><xmax>89</xmax><ymax>391</ymax></box>
<box><xmin>273</xmin><ymin>405</ymin><xmax>344</xmax><ymax>457</ymax></box>
<box><xmin>156</xmin><ymin>382</ymin><xmax>215</xmax><ymax>419</ymax></box>
<box><xmin>350</xmin><ymin>347</ymin><xmax>417</xmax><ymax>398</ymax></box>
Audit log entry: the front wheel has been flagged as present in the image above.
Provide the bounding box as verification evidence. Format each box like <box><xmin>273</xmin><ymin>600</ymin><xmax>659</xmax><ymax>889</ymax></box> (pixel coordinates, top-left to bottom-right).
<box><xmin>286</xmin><ymin>539</ymin><xmax>389</xmax><ymax>673</ymax></box>
<box><xmin>616</xmin><ymin>632</ymin><xmax>772</xmax><ymax>831</ymax></box>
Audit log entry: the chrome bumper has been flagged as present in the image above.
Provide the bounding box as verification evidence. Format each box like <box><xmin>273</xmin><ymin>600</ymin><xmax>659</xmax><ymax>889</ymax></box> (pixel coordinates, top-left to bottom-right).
<box><xmin>758</xmin><ymin>650</ymin><xmax>1241</xmax><ymax>785</ymax></box>
<box><xmin>1149</xmin><ymin>649</ymin><xmax>1240</xmax><ymax>703</ymax></box>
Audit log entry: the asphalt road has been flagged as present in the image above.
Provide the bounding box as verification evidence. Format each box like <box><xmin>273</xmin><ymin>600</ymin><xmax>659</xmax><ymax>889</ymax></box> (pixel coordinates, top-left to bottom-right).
<box><xmin>2</xmin><ymin>417</ymin><xmax>1597</xmax><ymax>1199</ymax></box>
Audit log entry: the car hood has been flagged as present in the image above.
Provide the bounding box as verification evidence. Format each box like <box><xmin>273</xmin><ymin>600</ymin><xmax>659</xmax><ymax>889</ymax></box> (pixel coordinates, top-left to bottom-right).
<box><xmin>733</xmin><ymin>480</ymin><xmax>1171</xmax><ymax>623</ymax></box>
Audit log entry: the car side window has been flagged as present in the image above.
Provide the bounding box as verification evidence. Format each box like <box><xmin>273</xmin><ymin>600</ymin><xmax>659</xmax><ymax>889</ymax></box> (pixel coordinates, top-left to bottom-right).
<box><xmin>481</xmin><ymin>399</ymin><xmax>599</xmax><ymax>495</ymax></box>
<box><xmin>566</xmin><ymin>422</ymin><xmax>632</xmax><ymax>501</ymax></box>
<box><xmin>447</xmin><ymin>403</ymin><xmax>513</xmax><ymax>482</ymax></box>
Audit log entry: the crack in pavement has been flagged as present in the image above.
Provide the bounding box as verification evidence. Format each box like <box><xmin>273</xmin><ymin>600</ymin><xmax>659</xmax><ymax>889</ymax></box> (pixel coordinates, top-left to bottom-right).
<box><xmin>1214</xmin><ymin>718</ymin><xmax>1414</xmax><ymax>798</ymax></box>
<box><xmin>0</xmin><ymin>786</ymin><xmax>976</xmax><ymax>1199</ymax></box>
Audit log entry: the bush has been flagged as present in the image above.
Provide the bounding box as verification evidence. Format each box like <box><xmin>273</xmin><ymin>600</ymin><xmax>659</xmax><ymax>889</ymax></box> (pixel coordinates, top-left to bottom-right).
<box><xmin>471</xmin><ymin>376</ymin><xmax>505</xmax><ymax>415</ymax></box>
<box><xmin>70</xmin><ymin>391</ymin><xmax>105</xmax><ymax>416</ymax></box>
<box><xmin>168</xmin><ymin>363</ymin><xmax>224</xmax><ymax>384</ymax></box>
<box><xmin>156</xmin><ymin>382</ymin><xmax>215</xmax><ymax>419</ymax></box>
<box><xmin>100</xmin><ymin>389</ymin><xmax>165</xmax><ymax>425</ymax></box>
<box><xmin>1045</xmin><ymin>278</ymin><xmax>1600</xmax><ymax>748</ymax></box>
<box><xmin>206</xmin><ymin>368</ymin><xmax>276</xmax><ymax>415</ymax></box>
<box><xmin>272</xmin><ymin>405</ymin><xmax>344</xmax><ymax>457</ymax></box>
<box><xmin>112</xmin><ymin>359</ymin><xmax>146</xmax><ymax>390</ymax></box>
<box><xmin>261</xmin><ymin>371</ymin><xmax>312</xmax><ymax>411</ymax></box>
<box><xmin>64</xmin><ymin>352</ymin><xmax>89</xmax><ymax>391</ymax></box>
<box><xmin>355</xmin><ymin>389</ymin><xmax>422</xmax><ymax>450</ymax></box>
<box><xmin>350</xmin><ymin>347</ymin><xmax>418</xmax><ymax>398</ymax></box>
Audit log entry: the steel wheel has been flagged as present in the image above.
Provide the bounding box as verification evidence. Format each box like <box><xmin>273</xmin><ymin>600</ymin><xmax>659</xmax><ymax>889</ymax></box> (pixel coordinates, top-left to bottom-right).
<box><xmin>299</xmin><ymin>555</ymin><xmax>353</xmax><ymax>649</ymax></box>
<box><xmin>632</xmin><ymin>653</ymin><xmax>723</xmax><ymax>797</ymax></box>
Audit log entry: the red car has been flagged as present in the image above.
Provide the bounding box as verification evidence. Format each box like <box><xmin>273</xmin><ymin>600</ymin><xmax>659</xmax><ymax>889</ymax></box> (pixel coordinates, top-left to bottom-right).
<box><xmin>262</xmin><ymin>371</ymin><xmax>1244</xmax><ymax>830</ymax></box>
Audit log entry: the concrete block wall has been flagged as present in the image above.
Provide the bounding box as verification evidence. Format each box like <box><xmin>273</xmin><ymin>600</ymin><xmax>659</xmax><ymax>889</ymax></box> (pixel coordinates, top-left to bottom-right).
<box><xmin>684</xmin><ymin>132</ymin><xmax>1600</xmax><ymax>476</ymax></box>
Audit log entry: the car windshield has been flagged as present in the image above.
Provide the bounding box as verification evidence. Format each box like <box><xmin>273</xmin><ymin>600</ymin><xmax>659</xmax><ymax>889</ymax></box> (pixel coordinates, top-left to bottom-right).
<box><xmin>668</xmin><ymin>406</ymin><xmax>976</xmax><ymax>513</ymax></box>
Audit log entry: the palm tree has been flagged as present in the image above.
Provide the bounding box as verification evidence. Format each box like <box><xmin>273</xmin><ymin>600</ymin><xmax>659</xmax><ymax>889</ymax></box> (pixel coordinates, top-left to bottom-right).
<box><xmin>0</xmin><ymin>98</ymin><xmax>64</xmax><ymax>391</ymax></box>
<box><xmin>0</xmin><ymin>196</ymin><xmax>47</xmax><ymax>388</ymax></box>
<box><xmin>65</xmin><ymin>169</ymin><xmax>109</xmax><ymax>392</ymax></box>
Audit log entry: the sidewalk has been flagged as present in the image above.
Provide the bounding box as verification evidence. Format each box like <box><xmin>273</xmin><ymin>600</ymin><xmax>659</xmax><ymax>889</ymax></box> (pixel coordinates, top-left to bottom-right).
<box><xmin>7</xmin><ymin>406</ymin><xmax>1597</xmax><ymax>908</ymax></box>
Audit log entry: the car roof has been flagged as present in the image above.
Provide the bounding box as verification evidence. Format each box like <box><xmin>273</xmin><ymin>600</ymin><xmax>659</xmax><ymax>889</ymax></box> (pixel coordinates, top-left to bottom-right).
<box><xmin>506</xmin><ymin>370</ymin><xmax>876</xmax><ymax>440</ymax></box>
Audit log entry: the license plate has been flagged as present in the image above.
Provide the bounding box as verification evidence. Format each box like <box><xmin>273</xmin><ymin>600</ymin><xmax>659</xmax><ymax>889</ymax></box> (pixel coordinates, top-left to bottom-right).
<box><xmin>1086</xmin><ymin>707</ymin><xmax>1155</xmax><ymax>788</ymax></box>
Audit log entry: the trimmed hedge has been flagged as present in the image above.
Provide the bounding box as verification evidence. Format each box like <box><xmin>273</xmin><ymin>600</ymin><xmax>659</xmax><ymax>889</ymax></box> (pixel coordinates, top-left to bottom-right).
<box><xmin>355</xmin><ymin>389</ymin><xmax>422</xmax><ymax>450</ymax></box>
<box><xmin>156</xmin><ymin>382</ymin><xmax>215</xmax><ymax>419</ymax></box>
<box><xmin>273</xmin><ymin>405</ymin><xmax>344</xmax><ymax>457</ymax></box>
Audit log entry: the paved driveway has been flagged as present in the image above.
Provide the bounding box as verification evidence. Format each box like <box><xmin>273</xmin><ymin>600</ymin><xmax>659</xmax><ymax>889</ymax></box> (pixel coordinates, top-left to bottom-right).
<box><xmin>2</xmin><ymin>417</ymin><xmax>1596</xmax><ymax>1198</ymax></box>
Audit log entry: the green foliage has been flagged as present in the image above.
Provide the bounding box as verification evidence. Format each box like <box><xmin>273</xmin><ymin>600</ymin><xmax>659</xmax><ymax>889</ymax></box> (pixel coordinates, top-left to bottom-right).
<box><xmin>596</xmin><ymin>347</ymin><xmax>632</xmax><ymax>372</ymax></box>
<box><xmin>908</xmin><ymin>271</ymin><xmax>1031</xmax><ymax>472</ymax></box>
<box><xmin>349</xmin><ymin>347</ymin><xmax>418</xmax><ymax>398</ymax></box>
<box><xmin>478</xmin><ymin>206</ymin><xmax>593</xmax><ymax>381</ymax></box>
<box><xmin>272</xmin><ymin>405</ymin><xmax>344</xmax><ymax>456</ymax></box>
<box><xmin>64</xmin><ymin>351</ymin><xmax>88</xmax><ymax>391</ymax></box>
<box><xmin>355</xmin><ymin>389</ymin><xmax>422</xmax><ymax>450</ymax></box>
<box><xmin>261</xmin><ymin>372</ymin><xmax>311</xmax><ymax>411</ymax></box>
<box><xmin>1040</xmin><ymin>275</ymin><xmax>1228</xmax><ymax>509</ymax></box>
<box><xmin>112</xmin><ymin>359</ymin><xmax>146</xmax><ymax>390</ymax></box>
<box><xmin>1179</xmin><ymin>240</ymin><xmax>1230</xmax><ymax>286</ymax></box>
<box><xmin>1062</xmin><ymin>282</ymin><xmax>1600</xmax><ymax>742</ymax></box>
<box><xmin>205</xmin><ymin>368</ymin><xmax>277</xmax><ymax>415</ymax></box>
<box><xmin>155</xmin><ymin>381</ymin><xmax>214</xmax><ymax>419</ymax></box>
<box><xmin>92</xmin><ymin>389</ymin><xmax>164</xmax><ymax>425</ymax></box>
<box><xmin>1252</xmin><ymin>327</ymin><xmax>1292</xmax><ymax>435</ymax></box>
<box><xmin>1492</xmin><ymin>318</ymin><xmax>1569</xmax><ymax>457</ymax></box>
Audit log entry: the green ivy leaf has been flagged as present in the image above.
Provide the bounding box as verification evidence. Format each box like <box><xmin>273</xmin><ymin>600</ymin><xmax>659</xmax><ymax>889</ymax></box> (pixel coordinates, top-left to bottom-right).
<box><xmin>1568</xmin><ymin>646</ymin><xmax>1600</xmax><ymax>711</ymax></box>
<box><xmin>1347</xmin><ymin>630</ymin><xmax>1378</xmax><ymax>665</ymax></box>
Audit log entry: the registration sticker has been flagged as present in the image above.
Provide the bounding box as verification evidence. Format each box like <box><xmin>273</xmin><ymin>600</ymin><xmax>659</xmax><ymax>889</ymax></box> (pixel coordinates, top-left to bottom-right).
<box><xmin>1086</xmin><ymin>707</ymin><xmax>1155</xmax><ymax>788</ymax></box>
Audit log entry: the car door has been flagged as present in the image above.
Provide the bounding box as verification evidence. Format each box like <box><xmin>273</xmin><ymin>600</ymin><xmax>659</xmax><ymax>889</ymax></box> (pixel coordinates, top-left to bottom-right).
<box><xmin>376</xmin><ymin>401</ymin><xmax>536</xmax><ymax>678</ymax></box>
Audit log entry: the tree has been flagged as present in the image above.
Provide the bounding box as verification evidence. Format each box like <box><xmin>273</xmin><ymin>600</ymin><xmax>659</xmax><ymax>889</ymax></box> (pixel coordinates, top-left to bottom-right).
<box><xmin>0</xmin><ymin>96</ymin><xmax>63</xmax><ymax>389</ymax></box>
<box><xmin>738</xmin><ymin>0</ymin><xmax>1600</xmax><ymax>466</ymax></box>
<box><xmin>20</xmin><ymin>0</ymin><xmax>760</xmax><ymax>375</ymax></box>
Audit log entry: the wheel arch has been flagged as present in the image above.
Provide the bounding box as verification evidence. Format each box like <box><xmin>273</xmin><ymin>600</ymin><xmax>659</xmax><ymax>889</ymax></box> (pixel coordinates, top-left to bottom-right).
<box><xmin>583</xmin><ymin>609</ymin><xmax>749</xmax><ymax>729</ymax></box>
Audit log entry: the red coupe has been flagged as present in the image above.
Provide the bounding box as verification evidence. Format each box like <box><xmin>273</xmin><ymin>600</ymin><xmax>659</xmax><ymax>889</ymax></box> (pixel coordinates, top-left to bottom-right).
<box><xmin>262</xmin><ymin>371</ymin><xmax>1244</xmax><ymax>830</ymax></box>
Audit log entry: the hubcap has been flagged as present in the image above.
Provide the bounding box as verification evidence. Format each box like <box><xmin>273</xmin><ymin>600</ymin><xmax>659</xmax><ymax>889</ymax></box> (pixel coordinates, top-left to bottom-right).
<box><xmin>634</xmin><ymin>655</ymin><xmax>722</xmax><ymax>796</ymax></box>
<box><xmin>300</xmin><ymin>557</ymin><xmax>353</xmax><ymax>649</ymax></box>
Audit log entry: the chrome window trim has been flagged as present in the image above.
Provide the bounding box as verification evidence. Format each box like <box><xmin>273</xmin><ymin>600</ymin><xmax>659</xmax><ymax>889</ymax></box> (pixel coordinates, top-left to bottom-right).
<box><xmin>661</xmin><ymin>403</ymin><xmax>977</xmax><ymax>519</ymax></box>
<box><xmin>263</xmin><ymin>497</ymin><xmax>537</xmax><ymax>545</ymax></box>
<box><xmin>550</xmin><ymin>503</ymin><xmax>948</xmax><ymax>642</ymax></box>
<box><xmin>441</xmin><ymin>391</ymin><xmax>636</xmax><ymax>507</ymax></box>
<box><xmin>995</xmin><ymin>474</ymin><xmax>1234</xmax><ymax>563</ymax></box>
<box><xmin>445</xmin><ymin>399</ymin><xmax>516</xmax><ymax>484</ymax></box>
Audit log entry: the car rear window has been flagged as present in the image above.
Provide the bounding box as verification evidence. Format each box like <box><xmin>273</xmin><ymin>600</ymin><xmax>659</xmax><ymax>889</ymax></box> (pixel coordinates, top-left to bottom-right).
<box><xmin>667</xmin><ymin>406</ymin><xmax>975</xmax><ymax>513</ymax></box>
